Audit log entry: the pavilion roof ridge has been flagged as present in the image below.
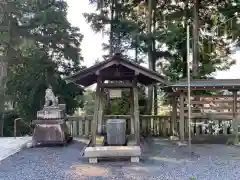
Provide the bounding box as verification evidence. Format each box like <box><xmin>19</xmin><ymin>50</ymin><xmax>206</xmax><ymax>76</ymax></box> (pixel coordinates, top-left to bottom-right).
<box><xmin>64</xmin><ymin>53</ymin><xmax>168</xmax><ymax>87</ymax></box>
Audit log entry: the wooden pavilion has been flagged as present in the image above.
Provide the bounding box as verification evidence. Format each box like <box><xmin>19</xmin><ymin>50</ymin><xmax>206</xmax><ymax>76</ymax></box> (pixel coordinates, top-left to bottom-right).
<box><xmin>65</xmin><ymin>53</ymin><xmax>166</xmax><ymax>150</ymax></box>
<box><xmin>168</xmin><ymin>79</ymin><xmax>240</xmax><ymax>144</ymax></box>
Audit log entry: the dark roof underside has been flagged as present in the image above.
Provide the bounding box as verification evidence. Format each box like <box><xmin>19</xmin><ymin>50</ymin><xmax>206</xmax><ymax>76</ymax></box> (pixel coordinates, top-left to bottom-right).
<box><xmin>168</xmin><ymin>79</ymin><xmax>240</xmax><ymax>90</ymax></box>
<box><xmin>65</xmin><ymin>54</ymin><xmax>167</xmax><ymax>87</ymax></box>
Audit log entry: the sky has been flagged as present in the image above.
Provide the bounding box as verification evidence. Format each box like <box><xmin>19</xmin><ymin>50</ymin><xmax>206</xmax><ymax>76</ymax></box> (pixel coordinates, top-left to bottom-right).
<box><xmin>66</xmin><ymin>0</ymin><xmax>240</xmax><ymax>79</ymax></box>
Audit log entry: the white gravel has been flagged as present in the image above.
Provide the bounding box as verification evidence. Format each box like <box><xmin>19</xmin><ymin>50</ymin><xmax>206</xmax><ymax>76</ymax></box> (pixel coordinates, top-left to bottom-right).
<box><xmin>0</xmin><ymin>139</ymin><xmax>240</xmax><ymax>180</ymax></box>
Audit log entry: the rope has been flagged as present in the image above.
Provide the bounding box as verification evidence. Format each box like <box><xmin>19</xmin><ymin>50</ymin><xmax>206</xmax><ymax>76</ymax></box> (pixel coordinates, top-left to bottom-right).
<box><xmin>178</xmin><ymin>14</ymin><xmax>239</xmax><ymax>44</ymax></box>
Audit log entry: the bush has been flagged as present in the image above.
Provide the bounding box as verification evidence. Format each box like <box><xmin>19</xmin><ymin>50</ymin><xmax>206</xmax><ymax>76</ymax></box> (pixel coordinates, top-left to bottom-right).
<box><xmin>0</xmin><ymin>110</ymin><xmax>31</xmax><ymax>137</ymax></box>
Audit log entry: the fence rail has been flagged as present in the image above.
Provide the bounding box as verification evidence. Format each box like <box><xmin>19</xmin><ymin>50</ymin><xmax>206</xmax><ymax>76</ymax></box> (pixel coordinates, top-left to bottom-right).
<box><xmin>66</xmin><ymin>114</ymin><xmax>239</xmax><ymax>139</ymax></box>
<box><xmin>174</xmin><ymin>95</ymin><xmax>240</xmax><ymax>138</ymax></box>
<box><xmin>66</xmin><ymin>115</ymin><xmax>171</xmax><ymax>137</ymax></box>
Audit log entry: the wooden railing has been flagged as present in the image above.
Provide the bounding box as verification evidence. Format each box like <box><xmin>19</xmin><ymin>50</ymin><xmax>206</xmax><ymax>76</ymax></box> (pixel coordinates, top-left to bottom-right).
<box><xmin>66</xmin><ymin>115</ymin><xmax>171</xmax><ymax>137</ymax></box>
<box><xmin>13</xmin><ymin>118</ymin><xmax>33</xmax><ymax>137</ymax></box>
<box><xmin>177</xmin><ymin>95</ymin><xmax>240</xmax><ymax>119</ymax></box>
<box><xmin>175</xmin><ymin>95</ymin><xmax>240</xmax><ymax>137</ymax></box>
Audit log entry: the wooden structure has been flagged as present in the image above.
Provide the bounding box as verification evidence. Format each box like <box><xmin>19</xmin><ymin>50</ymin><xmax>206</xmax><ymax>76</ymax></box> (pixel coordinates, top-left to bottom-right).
<box><xmin>65</xmin><ymin>53</ymin><xmax>166</xmax><ymax>147</ymax></box>
<box><xmin>168</xmin><ymin>79</ymin><xmax>240</xmax><ymax>144</ymax></box>
<box><xmin>67</xmin><ymin>115</ymin><xmax>171</xmax><ymax>138</ymax></box>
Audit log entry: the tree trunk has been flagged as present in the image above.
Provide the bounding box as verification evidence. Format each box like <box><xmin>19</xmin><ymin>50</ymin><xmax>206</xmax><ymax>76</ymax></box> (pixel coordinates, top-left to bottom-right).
<box><xmin>182</xmin><ymin>0</ymin><xmax>189</xmax><ymax>78</ymax></box>
<box><xmin>152</xmin><ymin>3</ymin><xmax>157</xmax><ymax>115</ymax></box>
<box><xmin>0</xmin><ymin>9</ymin><xmax>12</xmax><ymax>137</ymax></box>
<box><xmin>192</xmin><ymin>0</ymin><xmax>199</xmax><ymax>77</ymax></box>
<box><xmin>109</xmin><ymin>0</ymin><xmax>115</xmax><ymax>56</ymax></box>
<box><xmin>106</xmin><ymin>0</ymin><xmax>115</xmax><ymax>114</ymax></box>
<box><xmin>147</xmin><ymin>0</ymin><xmax>153</xmax><ymax>114</ymax></box>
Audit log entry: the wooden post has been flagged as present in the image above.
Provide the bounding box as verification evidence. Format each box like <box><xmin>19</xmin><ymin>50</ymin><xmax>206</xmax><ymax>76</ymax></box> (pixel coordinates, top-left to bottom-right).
<box><xmin>232</xmin><ymin>90</ymin><xmax>239</xmax><ymax>144</ymax></box>
<box><xmin>14</xmin><ymin>118</ymin><xmax>18</xmax><ymax>138</ymax></box>
<box><xmin>72</xmin><ymin>121</ymin><xmax>77</xmax><ymax>136</ymax></box>
<box><xmin>130</xmin><ymin>88</ymin><xmax>135</xmax><ymax>134</ymax></box>
<box><xmin>97</xmin><ymin>88</ymin><xmax>104</xmax><ymax>134</ymax></box>
<box><xmin>133</xmin><ymin>80</ymin><xmax>140</xmax><ymax>145</ymax></box>
<box><xmin>179</xmin><ymin>91</ymin><xmax>185</xmax><ymax>141</ymax></box>
<box><xmin>171</xmin><ymin>93</ymin><xmax>177</xmax><ymax>136</ymax></box>
<box><xmin>84</xmin><ymin>118</ymin><xmax>90</xmax><ymax>136</ymax></box>
<box><xmin>92</xmin><ymin>78</ymin><xmax>101</xmax><ymax>146</ymax></box>
<box><xmin>78</xmin><ymin>119</ymin><xmax>83</xmax><ymax>136</ymax></box>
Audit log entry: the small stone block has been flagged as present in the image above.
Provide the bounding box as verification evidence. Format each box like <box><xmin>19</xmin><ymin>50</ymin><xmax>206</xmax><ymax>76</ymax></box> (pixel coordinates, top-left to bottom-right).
<box><xmin>131</xmin><ymin>157</ymin><xmax>139</xmax><ymax>163</ymax></box>
<box><xmin>89</xmin><ymin>157</ymin><xmax>98</xmax><ymax>164</ymax></box>
<box><xmin>170</xmin><ymin>136</ymin><xmax>179</xmax><ymax>141</ymax></box>
<box><xmin>26</xmin><ymin>142</ymin><xmax>33</xmax><ymax>148</ymax></box>
<box><xmin>96</xmin><ymin>136</ymin><xmax>104</xmax><ymax>146</ymax></box>
<box><xmin>176</xmin><ymin>141</ymin><xmax>187</xmax><ymax>147</ymax></box>
<box><xmin>84</xmin><ymin>146</ymin><xmax>141</xmax><ymax>158</ymax></box>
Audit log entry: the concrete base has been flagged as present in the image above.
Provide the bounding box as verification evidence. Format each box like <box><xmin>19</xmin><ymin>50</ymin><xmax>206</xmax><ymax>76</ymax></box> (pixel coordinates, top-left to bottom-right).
<box><xmin>89</xmin><ymin>157</ymin><xmax>98</xmax><ymax>164</ymax></box>
<box><xmin>32</xmin><ymin>121</ymin><xmax>71</xmax><ymax>145</ymax></box>
<box><xmin>131</xmin><ymin>156</ymin><xmax>139</xmax><ymax>163</ymax></box>
<box><xmin>85</xmin><ymin>146</ymin><xmax>141</xmax><ymax>163</ymax></box>
<box><xmin>176</xmin><ymin>141</ymin><xmax>187</xmax><ymax>147</ymax></box>
<box><xmin>170</xmin><ymin>136</ymin><xmax>179</xmax><ymax>141</ymax></box>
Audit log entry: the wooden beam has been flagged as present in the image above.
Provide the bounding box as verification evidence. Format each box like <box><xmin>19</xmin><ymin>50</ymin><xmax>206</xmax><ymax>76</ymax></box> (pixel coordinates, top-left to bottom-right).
<box><xmin>99</xmin><ymin>82</ymin><xmax>134</xmax><ymax>88</ymax></box>
<box><xmin>66</xmin><ymin>60</ymin><xmax>118</xmax><ymax>83</ymax></box>
<box><xmin>133</xmin><ymin>79</ymin><xmax>140</xmax><ymax>145</ymax></box>
<box><xmin>120</xmin><ymin>61</ymin><xmax>165</xmax><ymax>83</ymax></box>
<box><xmin>171</xmin><ymin>93</ymin><xmax>177</xmax><ymax>136</ymax></box>
<box><xmin>67</xmin><ymin>114</ymin><xmax>171</xmax><ymax>121</ymax></box>
<box><xmin>103</xmin><ymin>74</ymin><xmax>135</xmax><ymax>78</ymax></box>
<box><xmin>179</xmin><ymin>92</ymin><xmax>185</xmax><ymax>141</ymax></box>
<box><xmin>191</xmin><ymin>94</ymin><xmax>240</xmax><ymax>98</ymax></box>
<box><xmin>175</xmin><ymin>87</ymin><xmax>240</xmax><ymax>91</ymax></box>
<box><xmin>130</xmin><ymin>88</ymin><xmax>134</xmax><ymax>134</ymax></box>
<box><xmin>97</xmin><ymin>88</ymin><xmax>104</xmax><ymax>134</ymax></box>
<box><xmin>91</xmin><ymin>77</ymin><xmax>101</xmax><ymax>146</ymax></box>
<box><xmin>232</xmin><ymin>90</ymin><xmax>239</xmax><ymax>144</ymax></box>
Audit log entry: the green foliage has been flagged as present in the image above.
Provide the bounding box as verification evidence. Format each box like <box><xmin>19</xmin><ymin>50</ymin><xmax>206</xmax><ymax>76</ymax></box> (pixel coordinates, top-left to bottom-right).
<box><xmin>82</xmin><ymin>87</ymin><xmax>147</xmax><ymax>115</ymax></box>
<box><xmin>0</xmin><ymin>0</ymin><xmax>84</xmax><ymax>124</ymax></box>
<box><xmin>85</xmin><ymin>0</ymin><xmax>239</xmax><ymax>112</ymax></box>
<box><xmin>86</xmin><ymin>0</ymin><xmax>239</xmax><ymax>80</ymax></box>
<box><xmin>81</xmin><ymin>89</ymin><xmax>95</xmax><ymax>115</ymax></box>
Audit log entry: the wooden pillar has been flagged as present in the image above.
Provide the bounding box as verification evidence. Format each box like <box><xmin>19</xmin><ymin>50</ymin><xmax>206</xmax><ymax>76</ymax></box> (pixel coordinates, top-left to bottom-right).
<box><xmin>133</xmin><ymin>79</ymin><xmax>140</xmax><ymax>145</ymax></box>
<box><xmin>171</xmin><ymin>92</ymin><xmax>177</xmax><ymax>136</ymax></box>
<box><xmin>232</xmin><ymin>89</ymin><xmax>239</xmax><ymax>144</ymax></box>
<box><xmin>91</xmin><ymin>78</ymin><xmax>101</xmax><ymax>146</ymax></box>
<box><xmin>97</xmin><ymin>88</ymin><xmax>104</xmax><ymax>134</ymax></box>
<box><xmin>179</xmin><ymin>91</ymin><xmax>185</xmax><ymax>141</ymax></box>
<box><xmin>130</xmin><ymin>88</ymin><xmax>135</xmax><ymax>134</ymax></box>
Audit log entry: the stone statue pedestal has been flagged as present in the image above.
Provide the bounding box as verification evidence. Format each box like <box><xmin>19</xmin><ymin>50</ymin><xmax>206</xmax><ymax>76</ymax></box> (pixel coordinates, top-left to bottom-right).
<box><xmin>32</xmin><ymin>104</ymin><xmax>72</xmax><ymax>145</ymax></box>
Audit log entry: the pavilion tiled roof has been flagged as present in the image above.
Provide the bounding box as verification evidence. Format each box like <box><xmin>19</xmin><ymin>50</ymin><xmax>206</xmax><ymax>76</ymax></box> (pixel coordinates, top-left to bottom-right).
<box><xmin>167</xmin><ymin>79</ymin><xmax>240</xmax><ymax>91</ymax></box>
<box><xmin>65</xmin><ymin>53</ymin><xmax>167</xmax><ymax>87</ymax></box>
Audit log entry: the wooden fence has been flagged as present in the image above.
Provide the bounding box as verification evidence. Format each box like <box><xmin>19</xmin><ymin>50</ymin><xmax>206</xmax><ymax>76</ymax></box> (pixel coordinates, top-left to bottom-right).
<box><xmin>66</xmin><ymin>115</ymin><xmax>171</xmax><ymax>137</ymax></box>
<box><xmin>65</xmin><ymin>95</ymin><xmax>240</xmax><ymax>140</ymax></box>
<box><xmin>176</xmin><ymin>95</ymin><xmax>240</xmax><ymax>137</ymax></box>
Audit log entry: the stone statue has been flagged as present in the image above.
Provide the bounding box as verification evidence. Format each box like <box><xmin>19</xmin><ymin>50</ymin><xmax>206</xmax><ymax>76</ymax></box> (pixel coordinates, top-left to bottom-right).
<box><xmin>44</xmin><ymin>85</ymin><xmax>58</xmax><ymax>107</ymax></box>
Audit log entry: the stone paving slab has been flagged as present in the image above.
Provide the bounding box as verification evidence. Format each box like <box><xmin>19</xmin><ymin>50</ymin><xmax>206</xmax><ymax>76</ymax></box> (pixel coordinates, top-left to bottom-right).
<box><xmin>0</xmin><ymin>137</ymin><xmax>32</xmax><ymax>162</ymax></box>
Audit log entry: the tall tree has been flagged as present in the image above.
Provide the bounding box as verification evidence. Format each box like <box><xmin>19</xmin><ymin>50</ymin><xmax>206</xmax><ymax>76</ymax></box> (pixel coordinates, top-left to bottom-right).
<box><xmin>192</xmin><ymin>0</ymin><xmax>200</xmax><ymax>77</ymax></box>
<box><xmin>85</xmin><ymin>0</ymin><xmax>239</xmax><ymax>113</ymax></box>
<box><xmin>1</xmin><ymin>0</ymin><xmax>84</xmax><ymax>124</ymax></box>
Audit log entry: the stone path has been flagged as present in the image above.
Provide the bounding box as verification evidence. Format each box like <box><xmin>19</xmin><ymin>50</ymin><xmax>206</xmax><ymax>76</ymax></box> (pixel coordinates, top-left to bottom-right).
<box><xmin>0</xmin><ymin>137</ymin><xmax>32</xmax><ymax>162</ymax></box>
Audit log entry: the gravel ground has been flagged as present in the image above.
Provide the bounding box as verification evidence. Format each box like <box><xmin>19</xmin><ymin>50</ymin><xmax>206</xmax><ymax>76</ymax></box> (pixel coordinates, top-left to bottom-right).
<box><xmin>0</xmin><ymin>138</ymin><xmax>240</xmax><ymax>180</ymax></box>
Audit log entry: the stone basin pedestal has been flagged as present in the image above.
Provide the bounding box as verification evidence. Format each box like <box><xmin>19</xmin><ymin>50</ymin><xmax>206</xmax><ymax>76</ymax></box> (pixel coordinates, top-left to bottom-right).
<box><xmin>32</xmin><ymin>105</ymin><xmax>72</xmax><ymax>145</ymax></box>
